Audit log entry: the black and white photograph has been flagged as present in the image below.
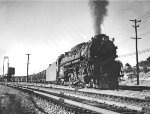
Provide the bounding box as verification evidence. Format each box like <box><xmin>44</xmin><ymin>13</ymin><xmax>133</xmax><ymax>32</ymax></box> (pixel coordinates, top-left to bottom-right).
<box><xmin>0</xmin><ymin>0</ymin><xmax>150</xmax><ymax>113</ymax></box>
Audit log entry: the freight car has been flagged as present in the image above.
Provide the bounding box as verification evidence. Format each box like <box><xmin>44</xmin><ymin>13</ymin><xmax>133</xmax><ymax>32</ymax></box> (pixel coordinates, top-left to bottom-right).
<box><xmin>12</xmin><ymin>34</ymin><xmax>123</xmax><ymax>90</ymax></box>
<box><xmin>12</xmin><ymin>76</ymin><xmax>27</xmax><ymax>82</ymax></box>
<box><xmin>27</xmin><ymin>63</ymin><xmax>56</xmax><ymax>83</ymax></box>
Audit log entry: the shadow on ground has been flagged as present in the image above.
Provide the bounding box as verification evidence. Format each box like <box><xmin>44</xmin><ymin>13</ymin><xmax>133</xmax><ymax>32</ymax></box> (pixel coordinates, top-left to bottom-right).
<box><xmin>0</xmin><ymin>93</ymin><xmax>36</xmax><ymax>114</ymax></box>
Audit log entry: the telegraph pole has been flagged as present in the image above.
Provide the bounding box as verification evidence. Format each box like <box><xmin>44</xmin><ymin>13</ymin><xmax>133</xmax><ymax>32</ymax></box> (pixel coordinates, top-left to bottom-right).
<box><xmin>130</xmin><ymin>19</ymin><xmax>141</xmax><ymax>85</ymax></box>
<box><xmin>26</xmin><ymin>54</ymin><xmax>31</xmax><ymax>82</ymax></box>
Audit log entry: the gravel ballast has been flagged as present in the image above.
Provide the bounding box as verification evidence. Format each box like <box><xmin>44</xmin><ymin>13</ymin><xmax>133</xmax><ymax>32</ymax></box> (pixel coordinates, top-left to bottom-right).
<box><xmin>0</xmin><ymin>85</ymin><xmax>44</xmax><ymax>114</ymax></box>
<box><xmin>0</xmin><ymin>84</ymin><xmax>76</xmax><ymax>114</ymax></box>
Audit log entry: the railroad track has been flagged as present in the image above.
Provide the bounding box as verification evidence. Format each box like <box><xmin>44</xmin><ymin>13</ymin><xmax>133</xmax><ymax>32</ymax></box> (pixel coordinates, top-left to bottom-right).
<box><xmin>4</xmin><ymin>82</ymin><xmax>150</xmax><ymax>114</ymax></box>
<box><xmin>119</xmin><ymin>85</ymin><xmax>150</xmax><ymax>91</ymax></box>
<box><xmin>6</xmin><ymin>83</ymin><xmax>119</xmax><ymax>114</ymax></box>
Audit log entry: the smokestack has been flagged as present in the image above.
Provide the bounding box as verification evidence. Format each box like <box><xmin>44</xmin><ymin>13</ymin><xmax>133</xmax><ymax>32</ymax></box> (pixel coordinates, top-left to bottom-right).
<box><xmin>89</xmin><ymin>0</ymin><xmax>109</xmax><ymax>35</ymax></box>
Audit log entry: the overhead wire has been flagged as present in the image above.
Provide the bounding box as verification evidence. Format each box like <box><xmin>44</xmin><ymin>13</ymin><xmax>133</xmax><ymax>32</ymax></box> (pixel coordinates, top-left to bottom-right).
<box><xmin>139</xmin><ymin>14</ymin><xmax>150</xmax><ymax>20</ymax></box>
<box><xmin>137</xmin><ymin>10</ymin><xmax>150</xmax><ymax>20</ymax></box>
<box><xmin>138</xmin><ymin>30</ymin><xmax>150</xmax><ymax>37</ymax></box>
<box><xmin>118</xmin><ymin>48</ymin><xmax>150</xmax><ymax>58</ymax></box>
<box><xmin>140</xmin><ymin>19</ymin><xmax>149</xmax><ymax>24</ymax></box>
<box><xmin>137</xmin><ymin>10</ymin><xmax>150</xmax><ymax>31</ymax></box>
<box><xmin>136</xmin><ymin>11</ymin><xmax>150</xmax><ymax>37</ymax></box>
<box><xmin>117</xmin><ymin>10</ymin><xmax>150</xmax><ymax>58</ymax></box>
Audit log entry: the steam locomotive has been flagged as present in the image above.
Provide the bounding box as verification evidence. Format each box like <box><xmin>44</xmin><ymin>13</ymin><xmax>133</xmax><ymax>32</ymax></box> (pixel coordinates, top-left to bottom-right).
<box><xmin>12</xmin><ymin>34</ymin><xmax>123</xmax><ymax>89</ymax></box>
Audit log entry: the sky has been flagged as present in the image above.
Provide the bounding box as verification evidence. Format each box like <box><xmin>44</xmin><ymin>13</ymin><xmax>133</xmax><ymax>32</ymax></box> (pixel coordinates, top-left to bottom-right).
<box><xmin>0</xmin><ymin>0</ymin><xmax>150</xmax><ymax>76</ymax></box>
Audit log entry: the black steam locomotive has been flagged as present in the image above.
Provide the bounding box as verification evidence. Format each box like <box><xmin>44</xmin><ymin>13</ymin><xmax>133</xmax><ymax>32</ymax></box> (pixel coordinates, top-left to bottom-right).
<box><xmin>11</xmin><ymin>34</ymin><xmax>123</xmax><ymax>90</ymax></box>
<box><xmin>56</xmin><ymin>34</ymin><xmax>123</xmax><ymax>89</ymax></box>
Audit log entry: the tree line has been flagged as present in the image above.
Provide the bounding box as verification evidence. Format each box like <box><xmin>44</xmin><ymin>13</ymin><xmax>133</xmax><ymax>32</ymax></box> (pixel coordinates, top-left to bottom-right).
<box><xmin>124</xmin><ymin>56</ymin><xmax>150</xmax><ymax>74</ymax></box>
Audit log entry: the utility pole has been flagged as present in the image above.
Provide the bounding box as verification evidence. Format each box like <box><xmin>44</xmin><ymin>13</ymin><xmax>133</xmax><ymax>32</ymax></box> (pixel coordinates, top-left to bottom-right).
<box><xmin>130</xmin><ymin>19</ymin><xmax>141</xmax><ymax>85</ymax></box>
<box><xmin>26</xmin><ymin>54</ymin><xmax>31</xmax><ymax>82</ymax></box>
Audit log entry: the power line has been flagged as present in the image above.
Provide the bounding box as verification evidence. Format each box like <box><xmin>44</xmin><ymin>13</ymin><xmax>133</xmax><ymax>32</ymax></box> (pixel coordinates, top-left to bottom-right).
<box><xmin>118</xmin><ymin>47</ymin><xmax>150</xmax><ymax>58</ymax></box>
<box><xmin>140</xmin><ymin>19</ymin><xmax>149</xmax><ymax>24</ymax></box>
<box><xmin>137</xmin><ymin>12</ymin><xmax>150</xmax><ymax>31</ymax></box>
<box><xmin>140</xmin><ymin>15</ymin><xmax>150</xmax><ymax>20</ymax></box>
<box><xmin>138</xmin><ymin>20</ymin><xmax>150</xmax><ymax>37</ymax></box>
<box><xmin>138</xmin><ymin>18</ymin><xmax>150</xmax><ymax>29</ymax></box>
<box><xmin>137</xmin><ymin>10</ymin><xmax>150</xmax><ymax>20</ymax></box>
<box><xmin>138</xmin><ymin>30</ymin><xmax>150</xmax><ymax>36</ymax></box>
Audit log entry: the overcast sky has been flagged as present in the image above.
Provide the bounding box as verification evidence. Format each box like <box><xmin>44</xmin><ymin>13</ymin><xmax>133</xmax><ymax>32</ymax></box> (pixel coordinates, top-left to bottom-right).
<box><xmin>1</xmin><ymin>0</ymin><xmax>150</xmax><ymax>76</ymax></box>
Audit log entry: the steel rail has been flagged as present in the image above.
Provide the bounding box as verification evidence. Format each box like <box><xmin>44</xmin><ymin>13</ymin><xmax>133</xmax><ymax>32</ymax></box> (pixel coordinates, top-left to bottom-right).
<box><xmin>6</xmin><ymin>83</ymin><xmax>120</xmax><ymax>114</ymax></box>
<box><xmin>119</xmin><ymin>85</ymin><xmax>150</xmax><ymax>91</ymax></box>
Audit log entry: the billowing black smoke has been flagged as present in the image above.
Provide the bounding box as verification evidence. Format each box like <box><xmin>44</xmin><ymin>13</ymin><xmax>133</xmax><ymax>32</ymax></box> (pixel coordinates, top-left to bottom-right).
<box><xmin>89</xmin><ymin>0</ymin><xmax>109</xmax><ymax>35</ymax></box>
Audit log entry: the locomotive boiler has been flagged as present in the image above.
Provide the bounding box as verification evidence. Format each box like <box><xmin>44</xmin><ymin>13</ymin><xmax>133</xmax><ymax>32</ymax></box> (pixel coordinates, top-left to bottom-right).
<box><xmin>56</xmin><ymin>34</ymin><xmax>123</xmax><ymax>89</ymax></box>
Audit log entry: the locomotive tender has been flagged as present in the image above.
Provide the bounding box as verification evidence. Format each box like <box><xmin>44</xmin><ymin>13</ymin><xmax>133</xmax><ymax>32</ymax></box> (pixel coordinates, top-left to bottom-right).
<box><xmin>13</xmin><ymin>34</ymin><xmax>123</xmax><ymax>89</ymax></box>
